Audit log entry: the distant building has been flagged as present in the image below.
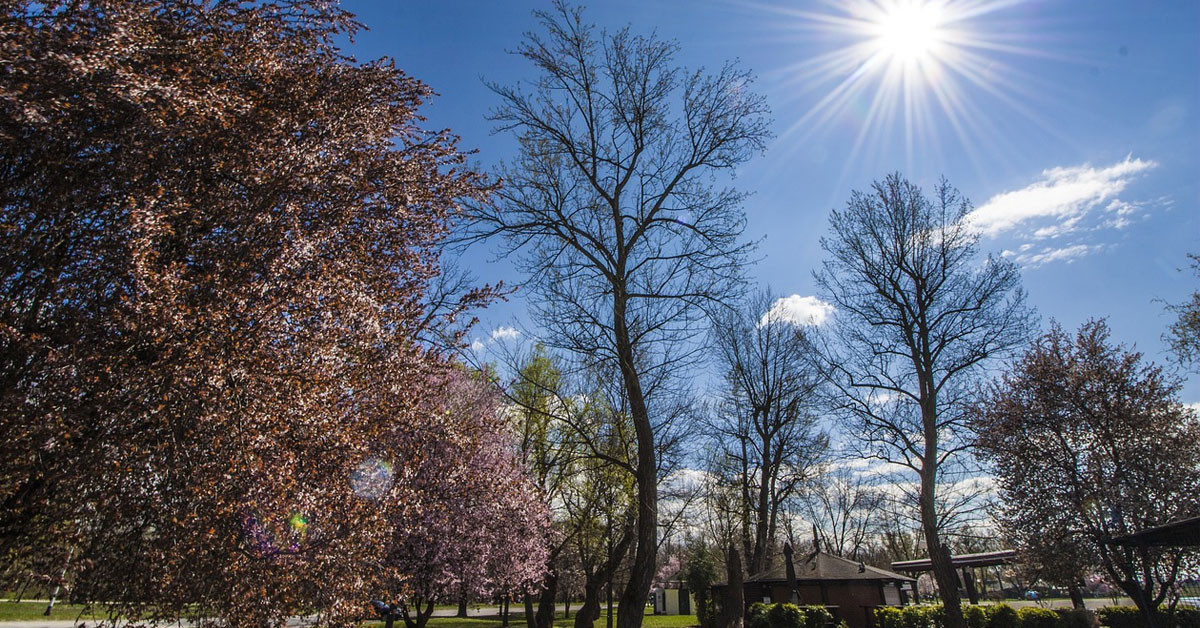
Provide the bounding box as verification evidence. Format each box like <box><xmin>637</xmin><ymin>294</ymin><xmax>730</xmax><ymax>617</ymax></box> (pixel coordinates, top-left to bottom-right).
<box><xmin>715</xmin><ymin>550</ymin><xmax>915</xmax><ymax>628</ymax></box>
<box><xmin>652</xmin><ymin>580</ymin><xmax>696</xmax><ymax>615</ymax></box>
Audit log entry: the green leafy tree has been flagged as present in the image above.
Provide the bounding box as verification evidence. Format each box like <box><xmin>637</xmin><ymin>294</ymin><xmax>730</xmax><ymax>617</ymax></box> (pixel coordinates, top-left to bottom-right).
<box><xmin>685</xmin><ymin>544</ymin><xmax>720</xmax><ymax>628</ymax></box>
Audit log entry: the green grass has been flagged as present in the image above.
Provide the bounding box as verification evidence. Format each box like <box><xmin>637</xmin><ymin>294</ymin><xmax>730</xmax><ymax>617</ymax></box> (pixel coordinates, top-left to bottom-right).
<box><xmin>393</xmin><ymin>611</ymin><xmax>697</xmax><ymax>628</ymax></box>
<box><xmin>0</xmin><ymin>601</ymin><xmax>698</xmax><ymax>627</ymax></box>
<box><xmin>0</xmin><ymin>601</ymin><xmax>108</xmax><ymax>622</ymax></box>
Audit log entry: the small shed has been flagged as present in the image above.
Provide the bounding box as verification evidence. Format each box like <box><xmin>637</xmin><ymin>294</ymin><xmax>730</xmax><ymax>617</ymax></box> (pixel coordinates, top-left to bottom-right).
<box><xmin>716</xmin><ymin>550</ymin><xmax>914</xmax><ymax>628</ymax></box>
<box><xmin>652</xmin><ymin>581</ymin><xmax>696</xmax><ymax>615</ymax></box>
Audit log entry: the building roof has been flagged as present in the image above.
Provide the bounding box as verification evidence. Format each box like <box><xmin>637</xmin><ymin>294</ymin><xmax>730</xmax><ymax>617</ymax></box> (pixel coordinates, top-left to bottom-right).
<box><xmin>745</xmin><ymin>551</ymin><xmax>915</xmax><ymax>583</ymax></box>
<box><xmin>1108</xmin><ymin>516</ymin><xmax>1200</xmax><ymax>547</ymax></box>
<box><xmin>890</xmin><ymin>550</ymin><xmax>1016</xmax><ymax>573</ymax></box>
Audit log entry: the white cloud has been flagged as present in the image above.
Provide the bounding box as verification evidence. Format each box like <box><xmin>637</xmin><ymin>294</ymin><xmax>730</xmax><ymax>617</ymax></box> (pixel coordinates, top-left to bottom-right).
<box><xmin>1001</xmin><ymin>243</ymin><xmax>1105</xmax><ymax>268</ymax></box>
<box><xmin>966</xmin><ymin>156</ymin><xmax>1157</xmax><ymax>239</ymax></box>
<box><xmin>490</xmin><ymin>325</ymin><xmax>521</xmax><ymax>342</ymax></box>
<box><xmin>469</xmin><ymin>339</ymin><xmax>485</xmax><ymax>352</ymax></box>
<box><xmin>760</xmin><ymin>294</ymin><xmax>834</xmax><ymax>327</ymax></box>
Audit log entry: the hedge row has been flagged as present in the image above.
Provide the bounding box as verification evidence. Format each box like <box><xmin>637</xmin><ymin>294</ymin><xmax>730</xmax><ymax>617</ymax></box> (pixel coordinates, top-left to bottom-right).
<box><xmin>875</xmin><ymin>605</ymin><xmax>1095</xmax><ymax>628</ymax></box>
<box><xmin>1095</xmin><ymin>606</ymin><xmax>1200</xmax><ymax>628</ymax></box>
<box><xmin>747</xmin><ymin>603</ymin><xmax>843</xmax><ymax>628</ymax></box>
<box><xmin>876</xmin><ymin>605</ymin><xmax>1200</xmax><ymax>628</ymax></box>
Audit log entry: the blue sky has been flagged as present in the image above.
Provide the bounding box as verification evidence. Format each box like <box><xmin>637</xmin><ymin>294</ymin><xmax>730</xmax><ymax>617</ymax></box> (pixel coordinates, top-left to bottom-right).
<box><xmin>338</xmin><ymin>1</ymin><xmax>1200</xmax><ymax>402</ymax></box>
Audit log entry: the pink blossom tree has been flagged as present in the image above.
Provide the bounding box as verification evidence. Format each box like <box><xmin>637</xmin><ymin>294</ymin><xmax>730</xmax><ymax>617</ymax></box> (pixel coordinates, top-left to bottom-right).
<box><xmin>376</xmin><ymin>368</ymin><xmax>551</xmax><ymax>628</ymax></box>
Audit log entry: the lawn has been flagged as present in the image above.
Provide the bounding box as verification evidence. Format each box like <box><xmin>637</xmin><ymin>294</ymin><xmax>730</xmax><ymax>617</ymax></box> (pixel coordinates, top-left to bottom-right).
<box><xmin>0</xmin><ymin>601</ymin><xmax>107</xmax><ymax>622</ymax></box>
<box><xmin>402</xmin><ymin>611</ymin><xmax>697</xmax><ymax>628</ymax></box>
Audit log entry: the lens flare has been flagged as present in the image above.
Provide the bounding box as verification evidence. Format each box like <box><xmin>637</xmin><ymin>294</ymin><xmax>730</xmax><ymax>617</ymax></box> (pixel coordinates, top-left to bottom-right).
<box><xmin>350</xmin><ymin>458</ymin><xmax>394</xmax><ymax>500</ymax></box>
<box><xmin>287</xmin><ymin>512</ymin><xmax>308</xmax><ymax>534</ymax></box>
<box><xmin>241</xmin><ymin>509</ymin><xmax>311</xmax><ymax>558</ymax></box>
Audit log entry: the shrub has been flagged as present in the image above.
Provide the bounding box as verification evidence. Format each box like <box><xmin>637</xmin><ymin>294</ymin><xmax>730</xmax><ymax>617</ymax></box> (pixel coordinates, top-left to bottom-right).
<box><xmin>905</xmin><ymin>605</ymin><xmax>945</xmax><ymax>628</ymax></box>
<box><xmin>1018</xmin><ymin>606</ymin><xmax>1062</xmax><ymax>628</ymax></box>
<box><xmin>877</xmin><ymin>606</ymin><xmax>905</xmax><ymax>628</ymax></box>
<box><xmin>803</xmin><ymin>606</ymin><xmax>834</xmax><ymax>628</ymax></box>
<box><xmin>1097</xmin><ymin>607</ymin><xmax>1142</xmax><ymax>628</ymax></box>
<box><xmin>964</xmin><ymin>605</ymin><xmax>988</xmax><ymax>628</ymax></box>
<box><xmin>1095</xmin><ymin>607</ymin><xmax>1200</xmax><ymax>628</ymax></box>
<box><xmin>748</xmin><ymin>603</ymin><xmax>772</xmax><ymax>628</ymax></box>
<box><xmin>1055</xmin><ymin>609</ymin><xmax>1097</xmax><ymax>628</ymax></box>
<box><xmin>1175</xmin><ymin>608</ymin><xmax>1200</xmax><ymax>628</ymax></box>
<box><xmin>767</xmin><ymin>603</ymin><xmax>805</xmax><ymax>628</ymax></box>
<box><xmin>988</xmin><ymin>604</ymin><xmax>1020</xmax><ymax>628</ymax></box>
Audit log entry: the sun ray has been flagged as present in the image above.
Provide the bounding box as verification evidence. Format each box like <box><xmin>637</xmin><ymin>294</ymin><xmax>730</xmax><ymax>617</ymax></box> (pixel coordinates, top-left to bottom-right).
<box><xmin>756</xmin><ymin>0</ymin><xmax>1067</xmax><ymax>173</ymax></box>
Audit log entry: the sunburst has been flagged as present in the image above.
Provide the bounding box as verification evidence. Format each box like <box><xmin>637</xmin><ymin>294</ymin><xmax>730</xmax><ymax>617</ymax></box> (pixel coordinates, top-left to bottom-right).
<box><xmin>762</xmin><ymin>0</ymin><xmax>1063</xmax><ymax>182</ymax></box>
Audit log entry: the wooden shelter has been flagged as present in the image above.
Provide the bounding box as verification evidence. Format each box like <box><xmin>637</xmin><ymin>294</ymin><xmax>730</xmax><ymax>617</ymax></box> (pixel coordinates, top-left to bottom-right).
<box><xmin>716</xmin><ymin>549</ymin><xmax>914</xmax><ymax>628</ymax></box>
<box><xmin>890</xmin><ymin>549</ymin><xmax>1016</xmax><ymax>605</ymax></box>
<box><xmin>1108</xmin><ymin>516</ymin><xmax>1200</xmax><ymax>547</ymax></box>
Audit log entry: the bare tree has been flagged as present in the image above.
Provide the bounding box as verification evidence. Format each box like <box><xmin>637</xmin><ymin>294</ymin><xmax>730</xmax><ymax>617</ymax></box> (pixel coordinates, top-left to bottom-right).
<box><xmin>706</xmin><ymin>289</ymin><xmax>829</xmax><ymax>575</ymax></box>
<box><xmin>815</xmin><ymin>174</ymin><xmax>1033</xmax><ymax>628</ymax></box>
<box><xmin>466</xmin><ymin>4</ymin><xmax>770</xmax><ymax>627</ymax></box>
<box><xmin>799</xmin><ymin>464</ymin><xmax>885</xmax><ymax>560</ymax></box>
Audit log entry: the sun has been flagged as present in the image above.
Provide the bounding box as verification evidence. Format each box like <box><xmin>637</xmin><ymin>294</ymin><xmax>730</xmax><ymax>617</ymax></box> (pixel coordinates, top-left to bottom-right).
<box><xmin>763</xmin><ymin>0</ymin><xmax>1051</xmax><ymax>179</ymax></box>
<box><xmin>871</xmin><ymin>1</ymin><xmax>946</xmax><ymax>64</ymax></box>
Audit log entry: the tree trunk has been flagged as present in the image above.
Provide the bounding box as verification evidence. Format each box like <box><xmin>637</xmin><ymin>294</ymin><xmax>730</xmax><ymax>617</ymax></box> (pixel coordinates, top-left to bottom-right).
<box><xmin>535</xmin><ymin>571</ymin><xmax>559</xmax><ymax>628</ymax></box>
<box><xmin>525</xmin><ymin>595</ymin><xmax>537</xmax><ymax>628</ymax></box>
<box><xmin>1118</xmin><ymin>579</ymin><xmax>1159</xmax><ymax>628</ymax></box>
<box><xmin>919</xmin><ymin>382</ymin><xmax>963</xmax><ymax>628</ymax></box>
<box><xmin>724</xmin><ymin>547</ymin><xmax>744</xmax><ymax>628</ymax></box>
<box><xmin>921</xmin><ymin>480</ymin><xmax>963</xmax><ymax>628</ymax></box>
<box><xmin>1070</xmin><ymin>583</ymin><xmax>1089</xmax><ymax>612</ymax></box>
<box><xmin>458</xmin><ymin>591</ymin><xmax>469</xmax><ymax>618</ymax></box>
<box><xmin>613</xmin><ymin>297</ymin><xmax>658</xmax><ymax>628</ymax></box>
<box><xmin>576</xmin><ymin>579</ymin><xmax>604</xmax><ymax>628</ymax></box>
<box><xmin>751</xmin><ymin>429</ymin><xmax>772</xmax><ymax>575</ymax></box>
<box><xmin>400</xmin><ymin>599</ymin><xmax>435</xmax><ymax>628</ymax></box>
<box><xmin>694</xmin><ymin>587</ymin><xmax>711</xmax><ymax>628</ymax></box>
<box><xmin>607</xmin><ymin>573</ymin><xmax>615</xmax><ymax>628</ymax></box>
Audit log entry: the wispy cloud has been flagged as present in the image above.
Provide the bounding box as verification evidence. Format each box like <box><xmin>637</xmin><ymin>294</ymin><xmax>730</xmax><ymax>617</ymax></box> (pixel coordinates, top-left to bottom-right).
<box><xmin>490</xmin><ymin>326</ymin><xmax>521</xmax><ymax>342</ymax></box>
<box><xmin>760</xmin><ymin>294</ymin><xmax>834</xmax><ymax>327</ymax></box>
<box><xmin>966</xmin><ymin>156</ymin><xmax>1157</xmax><ymax>239</ymax></box>
<box><xmin>1002</xmin><ymin>243</ymin><xmax>1106</xmax><ymax>268</ymax></box>
<box><xmin>469</xmin><ymin>325</ymin><xmax>522</xmax><ymax>353</ymax></box>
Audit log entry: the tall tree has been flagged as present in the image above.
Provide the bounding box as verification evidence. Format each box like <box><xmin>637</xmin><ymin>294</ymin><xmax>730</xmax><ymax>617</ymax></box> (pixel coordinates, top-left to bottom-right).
<box><xmin>973</xmin><ymin>320</ymin><xmax>1200</xmax><ymax>624</ymax></box>
<box><xmin>707</xmin><ymin>290</ymin><xmax>828</xmax><ymax>575</ymax></box>
<box><xmin>467</xmin><ymin>4</ymin><xmax>770</xmax><ymax>627</ymax></box>
<box><xmin>0</xmin><ymin>0</ymin><xmax>502</xmax><ymax>624</ymax></box>
<box><xmin>815</xmin><ymin>174</ymin><xmax>1033</xmax><ymax>628</ymax></box>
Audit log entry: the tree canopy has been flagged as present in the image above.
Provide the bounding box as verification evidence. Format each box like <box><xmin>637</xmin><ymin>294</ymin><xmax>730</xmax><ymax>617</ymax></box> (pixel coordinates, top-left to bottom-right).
<box><xmin>974</xmin><ymin>319</ymin><xmax>1200</xmax><ymax>622</ymax></box>
<box><xmin>0</xmin><ymin>1</ymin><xmax>540</xmax><ymax>625</ymax></box>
